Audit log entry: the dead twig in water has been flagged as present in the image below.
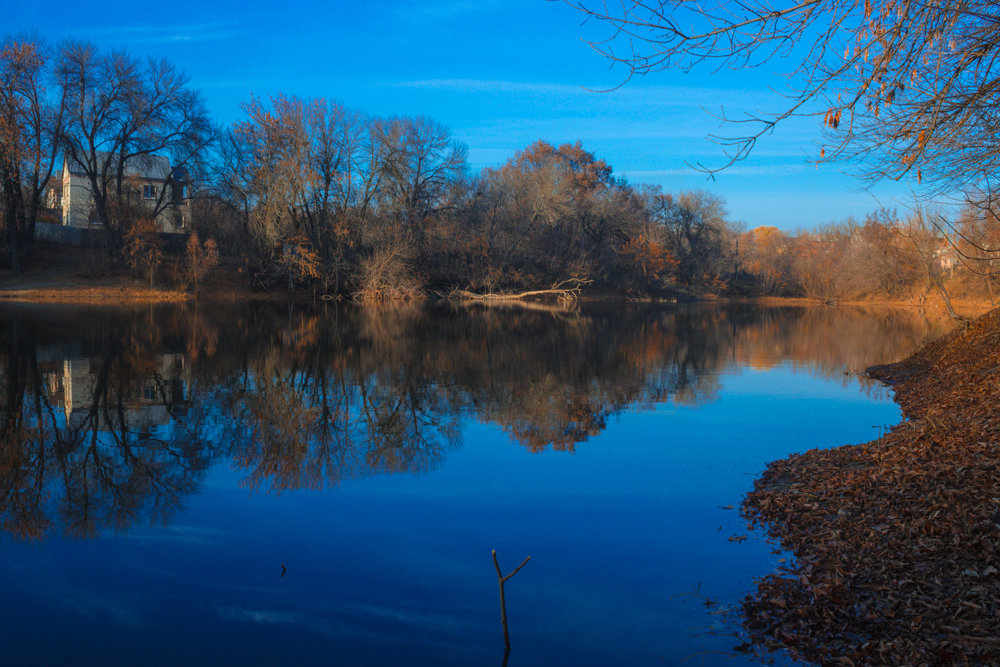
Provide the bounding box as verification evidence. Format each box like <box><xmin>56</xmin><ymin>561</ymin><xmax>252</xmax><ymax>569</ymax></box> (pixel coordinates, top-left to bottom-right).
<box><xmin>492</xmin><ymin>549</ymin><xmax>531</xmax><ymax>651</ymax></box>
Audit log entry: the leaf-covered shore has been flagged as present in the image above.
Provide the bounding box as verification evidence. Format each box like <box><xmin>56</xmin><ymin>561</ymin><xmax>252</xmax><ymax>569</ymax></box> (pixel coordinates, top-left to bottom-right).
<box><xmin>742</xmin><ymin>307</ymin><xmax>1000</xmax><ymax>665</ymax></box>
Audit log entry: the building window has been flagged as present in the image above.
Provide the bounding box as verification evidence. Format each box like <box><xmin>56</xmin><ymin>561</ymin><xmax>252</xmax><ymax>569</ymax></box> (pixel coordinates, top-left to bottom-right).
<box><xmin>142</xmin><ymin>184</ymin><xmax>157</xmax><ymax>199</ymax></box>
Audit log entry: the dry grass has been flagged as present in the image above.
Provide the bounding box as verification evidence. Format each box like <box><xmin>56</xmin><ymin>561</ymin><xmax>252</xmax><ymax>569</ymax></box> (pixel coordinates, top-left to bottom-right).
<box><xmin>0</xmin><ymin>284</ymin><xmax>190</xmax><ymax>304</ymax></box>
<box><xmin>0</xmin><ymin>243</ymin><xmax>255</xmax><ymax>304</ymax></box>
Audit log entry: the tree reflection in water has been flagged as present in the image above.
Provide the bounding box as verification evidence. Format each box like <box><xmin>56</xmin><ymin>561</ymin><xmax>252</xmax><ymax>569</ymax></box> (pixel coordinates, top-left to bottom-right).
<box><xmin>0</xmin><ymin>314</ymin><xmax>211</xmax><ymax>540</ymax></box>
<box><xmin>0</xmin><ymin>302</ymin><xmax>948</xmax><ymax>539</ymax></box>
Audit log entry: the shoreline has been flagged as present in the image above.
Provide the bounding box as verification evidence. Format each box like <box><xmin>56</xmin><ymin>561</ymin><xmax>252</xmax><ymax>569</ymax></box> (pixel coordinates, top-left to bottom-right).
<box><xmin>1</xmin><ymin>246</ymin><xmax>994</xmax><ymax>311</ymax></box>
<box><xmin>0</xmin><ymin>270</ymin><xmax>994</xmax><ymax>313</ymax></box>
<box><xmin>741</xmin><ymin>307</ymin><xmax>1000</xmax><ymax>664</ymax></box>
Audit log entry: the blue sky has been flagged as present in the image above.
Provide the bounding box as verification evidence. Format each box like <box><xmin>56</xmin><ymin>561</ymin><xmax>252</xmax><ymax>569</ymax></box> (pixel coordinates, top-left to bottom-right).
<box><xmin>12</xmin><ymin>0</ymin><xmax>924</xmax><ymax>230</ymax></box>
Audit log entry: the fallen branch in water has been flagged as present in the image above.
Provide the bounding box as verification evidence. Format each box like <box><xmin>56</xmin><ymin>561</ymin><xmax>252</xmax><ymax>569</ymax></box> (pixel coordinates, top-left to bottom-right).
<box><xmin>449</xmin><ymin>278</ymin><xmax>592</xmax><ymax>304</ymax></box>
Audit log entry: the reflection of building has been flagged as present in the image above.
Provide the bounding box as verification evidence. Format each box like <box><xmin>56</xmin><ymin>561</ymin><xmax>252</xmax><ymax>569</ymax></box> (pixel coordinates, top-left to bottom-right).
<box><xmin>43</xmin><ymin>354</ymin><xmax>190</xmax><ymax>434</ymax></box>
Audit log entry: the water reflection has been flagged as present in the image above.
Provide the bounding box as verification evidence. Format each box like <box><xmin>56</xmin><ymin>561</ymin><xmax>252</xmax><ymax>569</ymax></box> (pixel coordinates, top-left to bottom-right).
<box><xmin>0</xmin><ymin>317</ymin><xmax>210</xmax><ymax>540</ymax></box>
<box><xmin>0</xmin><ymin>303</ymin><xmax>947</xmax><ymax>540</ymax></box>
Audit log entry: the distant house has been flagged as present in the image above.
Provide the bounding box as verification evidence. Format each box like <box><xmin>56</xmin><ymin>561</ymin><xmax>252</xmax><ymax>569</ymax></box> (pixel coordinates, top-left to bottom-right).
<box><xmin>59</xmin><ymin>152</ymin><xmax>191</xmax><ymax>233</ymax></box>
<box><xmin>36</xmin><ymin>176</ymin><xmax>64</xmax><ymax>225</ymax></box>
<box><xmin>934</xmin><ymin>238</ymin><xmax>958</xmax><ymax>273</ymax></box>
<box><xmin>43</xmin><ymin>176</ymin><xmax>62</xmax><ymax>209</ymax></box>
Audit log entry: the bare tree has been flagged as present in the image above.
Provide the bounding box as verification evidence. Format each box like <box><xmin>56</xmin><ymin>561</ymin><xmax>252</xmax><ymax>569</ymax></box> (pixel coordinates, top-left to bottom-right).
<box><xmin>652</xmin><ymin>189</ymin><xmax>733</xmax><ymax>286</ymax></box>
<box><xmin>183</xmin><ymin>231</ymin><xmax>219</xmax><ymax>295</ymax></box>
<box><xmin>375</xmin><ymin>115</ymin><xmax>467</xmax><ymax>251</ymax></box>
<box><xmin>950</xmin><ymin>198</ymin><xmax>1000</xmax><ymax>304</ymax></box>
<box><xmin>300</xmin><ymin>98</ymin><xmax>363</xmax><ymax>286</ymax></box>
<box><xmin>741</xmin><ymin>226</ymin><xmax>793</xmax><ymax>294</ymax></box>
<box><xmin>893</xmin><ymin>208</ymin><xmax>965</xmax><ymax>320</ymax></box>
<box><xmin>566</xmin><ymin>1</ymin><xmax>1000</xmax><ymax>192</ymax></box>
<box><xmin>243</xmin><ymin>95</ymin><xmax>310</xmax><ymax>252</ymax></box>
<box><xmin>56</xmin><ymin>41</ymin><xmax>213</xmax><ymax>244</ymax></box>
<box><xmin>218</xmin><ymin>94</ymin><xmax>371</xmax><ymax>288</ymax></box>
<box><xmin>474</xmin><ymin>140</ymin><xmax>627</xmax><ymax>288</ymax></box>
<box><xmin>0</xmin><ymin>36</ymin><xmax>66</xmax><ymax>273</ymax></box>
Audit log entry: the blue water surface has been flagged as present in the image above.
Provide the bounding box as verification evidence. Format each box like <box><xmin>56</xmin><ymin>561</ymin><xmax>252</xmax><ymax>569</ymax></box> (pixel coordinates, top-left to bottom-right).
<box><xmin>0</xmin><ymin>303</ymin><xmax>944</xmax><ymax>665</ymax></box>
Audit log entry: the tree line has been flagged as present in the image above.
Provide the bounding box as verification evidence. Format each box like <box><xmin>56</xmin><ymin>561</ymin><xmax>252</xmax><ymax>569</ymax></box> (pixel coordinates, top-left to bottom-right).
<box><xmin>0</xmin><ymin>36</ymin><xmax>740</xmax><ymax>298</ymax></box>
<box><xmin>0</xmin><ymin>34</ymin><xmax>993</xmax><ymax>303</ymax></box>
<box><xmin>739</xmin><ymin>203</ymin><xmax>1000</xmax><ymax>308</ymax></box>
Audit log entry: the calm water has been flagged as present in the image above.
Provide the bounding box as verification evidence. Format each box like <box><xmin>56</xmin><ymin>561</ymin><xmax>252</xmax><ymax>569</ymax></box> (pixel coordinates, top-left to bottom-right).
<box><xmin>0</xmin><ymin>302</ymin><xmax>946</xmax><ymax>666</ymax></box>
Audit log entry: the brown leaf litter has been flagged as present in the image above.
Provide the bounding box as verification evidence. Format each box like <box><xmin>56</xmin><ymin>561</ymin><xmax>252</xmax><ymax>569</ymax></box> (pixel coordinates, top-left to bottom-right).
<box><xmin>742</xmin><ymin>307</ymin><xmax>1000</xmax><ymax>665</ymax></box>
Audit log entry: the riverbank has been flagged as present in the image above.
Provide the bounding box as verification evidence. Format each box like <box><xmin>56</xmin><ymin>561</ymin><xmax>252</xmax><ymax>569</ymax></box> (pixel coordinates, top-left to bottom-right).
<box><xmin>0</xmin><ymin>273</ymin><xmax>191</xmax><ymax>304</ymax></box>
<box><xmin>1</xmin><ymin>245</ymin><xmax>997</xmax><ymax>312</ymax></box>
<box><xmin>742</xmin><ymin>306</ymin><xmax>1000</xmax><ymax>664</ymax></box>
<box><xmin>0</xmin><ymin>244</ymin><xmax>266</xmax><ymax>304</ymax></box>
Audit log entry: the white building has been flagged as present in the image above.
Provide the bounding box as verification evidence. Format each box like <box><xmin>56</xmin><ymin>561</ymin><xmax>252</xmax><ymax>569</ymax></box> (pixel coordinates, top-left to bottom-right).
<box><xmin>60</xmin><ymin>152</ymin><xmax>190</xmax><ymax>233</ymax></box>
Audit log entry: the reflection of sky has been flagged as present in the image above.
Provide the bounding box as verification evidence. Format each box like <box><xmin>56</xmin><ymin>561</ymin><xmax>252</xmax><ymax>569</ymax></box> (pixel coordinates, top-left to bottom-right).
<box><xmin>0</xmin><ymin>363</ymin><xmax>897</xmax><ymax>666</ymax></box>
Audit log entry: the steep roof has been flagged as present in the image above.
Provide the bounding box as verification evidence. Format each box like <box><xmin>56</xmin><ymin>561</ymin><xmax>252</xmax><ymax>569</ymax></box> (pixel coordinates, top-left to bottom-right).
<box><xmin>65</xmin><ymin>152</ymin><xmax>172</xmax><ymax>181</ymax></box>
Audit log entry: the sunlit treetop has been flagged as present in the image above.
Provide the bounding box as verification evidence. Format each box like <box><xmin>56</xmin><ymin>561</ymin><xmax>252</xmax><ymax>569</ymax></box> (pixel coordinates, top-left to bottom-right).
<box><xmin>509</xmin><ymin>139</ymin><xmax>615</xmax><ymax>192</ymax></box>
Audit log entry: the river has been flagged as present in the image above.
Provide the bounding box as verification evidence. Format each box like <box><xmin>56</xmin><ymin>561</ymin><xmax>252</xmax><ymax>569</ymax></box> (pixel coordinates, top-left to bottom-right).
<box><xmin>0</xmin><ymin>302</ymin><xmax>949</xmax><ymax>665</ymax></box>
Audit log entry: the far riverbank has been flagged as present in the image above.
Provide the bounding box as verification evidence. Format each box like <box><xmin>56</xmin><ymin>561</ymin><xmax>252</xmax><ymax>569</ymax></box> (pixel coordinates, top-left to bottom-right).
<box><xmin>0</xmin><ymin>248</ymin><xmax>994</xmax><ymax>315</ymax></box>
